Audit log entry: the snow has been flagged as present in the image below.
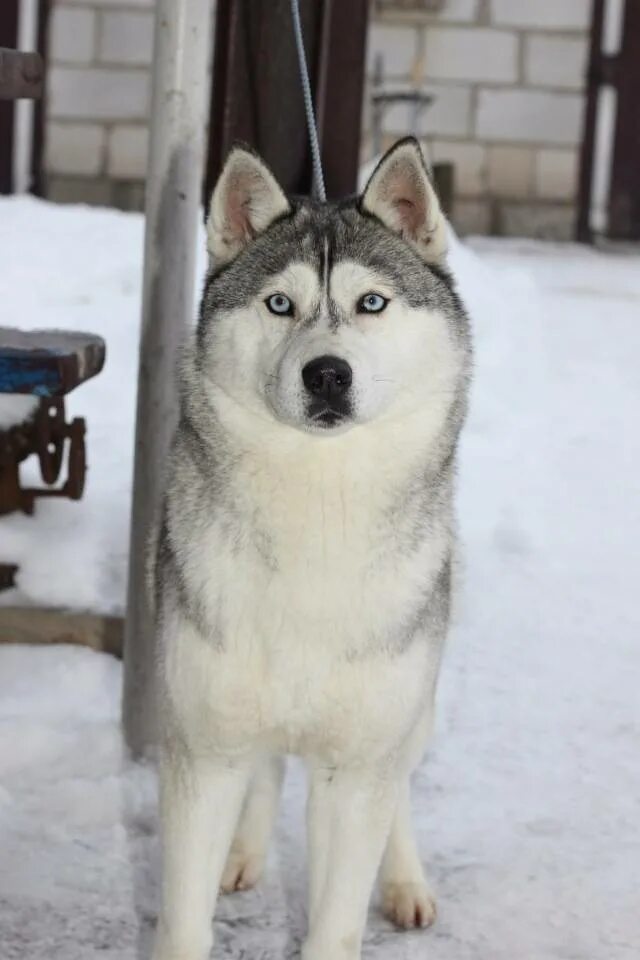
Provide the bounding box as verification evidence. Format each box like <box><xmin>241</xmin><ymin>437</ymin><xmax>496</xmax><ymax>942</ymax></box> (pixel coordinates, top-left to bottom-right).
<box><xmin>0</xmin><ymin>197</ymin><xmax>193</xmax><ymax>613</ymax></box>
<box><xmin>1</xmin><ymin>197</ymin><xmax>639</xmax><ymax>958</ymax></box>
<box><xmin>0</xmin><ymin>394</ymin><xmax>38</xmax><ymax>429</ymax></box>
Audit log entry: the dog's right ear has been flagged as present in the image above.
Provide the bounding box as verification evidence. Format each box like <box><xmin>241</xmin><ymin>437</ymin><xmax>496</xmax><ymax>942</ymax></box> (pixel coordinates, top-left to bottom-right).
<box><xmin>207</xmin><ymin>147</ymin><xmax>290</xmax><ymax>267</ymax></box>
<box><xmin>361</xmin><ymin>138</ymin><xmax>447</xmax><ymax>265</ymax></box>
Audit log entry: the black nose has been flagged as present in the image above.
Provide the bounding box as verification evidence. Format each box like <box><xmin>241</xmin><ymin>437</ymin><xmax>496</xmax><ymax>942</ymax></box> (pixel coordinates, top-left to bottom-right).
<box><xmin>302</xmin><ymin>356</ymin><xmax>353</xmax><ymax>399</ymax></box>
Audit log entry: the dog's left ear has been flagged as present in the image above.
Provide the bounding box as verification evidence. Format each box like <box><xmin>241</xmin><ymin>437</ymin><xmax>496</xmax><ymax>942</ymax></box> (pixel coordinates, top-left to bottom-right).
<box><xmin>361</xmin><ymin>138</ymin><xmax>447</xmax><ymax>265</ymax></box>
<box><xmin>207</xmin><ymin>146</ymin><xmax>291</xmax><ymax>267</ymax></box>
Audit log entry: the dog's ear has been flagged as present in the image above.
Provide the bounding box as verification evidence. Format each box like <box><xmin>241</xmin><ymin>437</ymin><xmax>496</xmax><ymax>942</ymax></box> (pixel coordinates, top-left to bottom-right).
<box><xmin>207</xmin><ymin>147</ymin><xmax>290</xmax><ymax>267</ymax></box>
<box><xmin>361</xmin><ymin>138</ymin><xmax>447</xmax><ymax>265</ymax></box>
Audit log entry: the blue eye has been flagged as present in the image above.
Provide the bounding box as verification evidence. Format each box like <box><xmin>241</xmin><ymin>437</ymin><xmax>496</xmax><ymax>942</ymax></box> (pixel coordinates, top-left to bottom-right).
<box><xmin>358</xmin><ymin>292</ymin><xmax>388</xmax><ymax>314</ymax></box>
<box><xmin>266</xmin><ymin>293</ymin><xmax>293</xmax><ymax>316</ymax></box>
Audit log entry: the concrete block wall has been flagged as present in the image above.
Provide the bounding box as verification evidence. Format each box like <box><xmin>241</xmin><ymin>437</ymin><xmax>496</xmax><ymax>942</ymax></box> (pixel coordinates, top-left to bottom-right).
<box><xmin>366</xmin><ymin>0</ymin><xmax>590</xmax><ymax>237</ymax></box>
<box><xmin>45</xmin><ymin>0</ymin><xmax>153</xmax><ymax>210</ymax></box>
<box><xmin>43</xmin><ymin>0</ymin><xmax>591</xmax><ymax>236</ymax></box>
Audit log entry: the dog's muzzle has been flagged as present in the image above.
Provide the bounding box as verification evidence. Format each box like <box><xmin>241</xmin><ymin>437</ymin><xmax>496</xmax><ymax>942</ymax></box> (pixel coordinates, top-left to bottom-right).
<box><xmin>302</xmin><ymin>355</ymin><xmax>352</xmax><ymax>427</ymax></box>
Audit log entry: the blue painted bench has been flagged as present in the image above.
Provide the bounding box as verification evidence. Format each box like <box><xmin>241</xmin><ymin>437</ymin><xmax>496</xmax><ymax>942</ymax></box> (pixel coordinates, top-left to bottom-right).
<box><xmin>0</xmin><ymin>328</ymin><xmax>105</xmax><ymax>397</ymax></box>
<box><xmin>0</xmin><ymin>328</ymin><xmax>106</xmax><ymax>591</ymax></box>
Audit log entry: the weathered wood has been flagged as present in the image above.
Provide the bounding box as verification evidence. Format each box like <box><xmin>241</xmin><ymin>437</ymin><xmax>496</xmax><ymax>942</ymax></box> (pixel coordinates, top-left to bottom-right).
<box><xmin>608</xmin><ymin>0</ymin><xmax>640</xmax><ymax>239</ymax></box>
<box><xmin>577</xmin><ymin>0</ymin><xmax>607</xmax><ymax>242</ymax></box>
<box><xmin>0</xmin><ymin>327</ymin><xmax>105</xmax><ymax>396</ymax></box>
<box><xmin>0</xmin><ymin>606</ymin><xmax>124</xmax><ymax>657</ymax></box>
<box><xmin>0</xmin><ymin>48</ymin><xmax>43</xmax><ymax>100</ymax></box>
<box><xmin>31</xmin><ymin>2</ymin><xmax>52</xmax><ymax>197</ymax></box>
<box><xmin>0</xmin><ymin>6</ymin><xmax>20</xmax><ymax>193</ymax></box>
<box><xmin>577</xmin><ymin>0</ymin><xmax>640</xmax><ymax>240</ymax></box>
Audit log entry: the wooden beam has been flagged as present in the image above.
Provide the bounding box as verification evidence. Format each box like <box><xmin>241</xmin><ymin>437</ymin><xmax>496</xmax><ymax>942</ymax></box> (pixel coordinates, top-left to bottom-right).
<box><xmin>31</xmin><ymin>1</ymin><xmax>52</xmax><ymax>197</ymax></box>
<box><xmin>608</xmin><ymin>0</ymin><xmax>640</xmax><ymax>238</ymax></box>
<box><xmin>0</xmin><ymin>2</ymin><xmax>20</xmax><ymax>193</ymax></box>
<box><xmin>0</xmin><ymin>607</ymin><xmax>124</xmax><ymax>658</ymax></box>
<box><xmin>576</xmin><ymin>0</ymin><xmax>606</xmax><ymax>243</ymax></box>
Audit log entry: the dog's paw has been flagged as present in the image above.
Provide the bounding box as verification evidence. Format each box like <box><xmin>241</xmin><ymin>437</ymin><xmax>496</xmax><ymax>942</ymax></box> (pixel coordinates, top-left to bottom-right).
<box><xmin>220</xmin><ymin>847</ymin><xmax>264</xmax><ymax>894</ymax></box>
<box><xmin>381</xmin><ymin>881</ymin><xmax>437</xmax><ymax>930</ymax></box>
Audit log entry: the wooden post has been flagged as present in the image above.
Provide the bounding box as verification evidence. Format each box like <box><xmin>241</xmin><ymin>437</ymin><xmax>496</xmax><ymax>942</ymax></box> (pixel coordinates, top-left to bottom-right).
<box><xmin>577</xmin><ymin>0</ymin><xmax>640</xmax><ymax>241</ymax></box>
<box><xmin>122</xmin><ymin>0</ymin><xmax>214</xmax><ymax>756</ymax></box>
<box><xmin>607</xmin><ymin>0</ymin><xmax>640</xmax><ymax>239</ymax></box>
<box><xmin>576</xmin><ymin>0</ymin><xmax>607</xmax><ymax>242</ymax></box>
<box><xmin>0</xmin><ymin>1</ymin><xmax>20</xmax><ymax>193</ymax></box>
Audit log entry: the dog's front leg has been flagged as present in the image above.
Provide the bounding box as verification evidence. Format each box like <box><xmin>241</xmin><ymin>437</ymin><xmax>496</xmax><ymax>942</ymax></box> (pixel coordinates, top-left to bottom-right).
<box><xmin>153</xmin><ymin>752</ymin><xmax>250</xmax><ymax>960</ymax></box>
<box><xmin>304</xmin><ymin>766</ymin><xmax>399</xmax><ymax>960</ymax></box>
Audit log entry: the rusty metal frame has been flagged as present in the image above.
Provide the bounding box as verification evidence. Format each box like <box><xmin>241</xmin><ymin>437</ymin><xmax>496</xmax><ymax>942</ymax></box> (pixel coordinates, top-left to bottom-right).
<box><xmin>0</xmin><ymin>398</ymin><xmax>87</xmax><ymax>518</ymax></box>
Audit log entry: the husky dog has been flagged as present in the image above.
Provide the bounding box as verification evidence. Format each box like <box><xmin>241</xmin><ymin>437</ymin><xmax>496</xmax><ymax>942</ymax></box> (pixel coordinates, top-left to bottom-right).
<box><xmin>152</xmin><ymin>137</ymin><xmax>471</xmax><ymax>960</ymax></box>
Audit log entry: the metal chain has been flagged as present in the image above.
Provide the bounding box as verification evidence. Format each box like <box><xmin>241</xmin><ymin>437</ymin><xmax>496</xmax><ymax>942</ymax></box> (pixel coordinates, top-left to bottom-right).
<box><xmin>290</xmin><ymin>0</ymin><xmax>327</xmax><ymax>202</ymax></box>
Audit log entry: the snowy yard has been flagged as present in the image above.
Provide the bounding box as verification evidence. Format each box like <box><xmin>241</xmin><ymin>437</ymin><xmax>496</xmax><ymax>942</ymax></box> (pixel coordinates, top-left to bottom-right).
<box><xmin>1</xmin><ymin>197</ymin><xmax>639</xmax><ymax>959</ymax></box>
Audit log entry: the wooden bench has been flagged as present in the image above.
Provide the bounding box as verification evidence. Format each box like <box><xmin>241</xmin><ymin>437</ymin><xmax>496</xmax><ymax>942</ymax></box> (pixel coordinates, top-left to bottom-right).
<box><xmin>0</xmin><ymin>328</ymin><xmax>106</xmax><ymax>591</ymax></box>
<box><xmin>0</xmin><ymin>327</ymin><xmax>105</xmax><ymax>397</ymax></box>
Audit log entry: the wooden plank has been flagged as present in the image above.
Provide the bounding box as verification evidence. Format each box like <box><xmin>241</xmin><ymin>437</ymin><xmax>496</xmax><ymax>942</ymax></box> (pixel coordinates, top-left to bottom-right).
<box><xmin>0</xmin><ymin>328</ymin><xmax>106</xmax><ymax>396</ymax></box>
<box><xmin>0</xmin><ymin>607</ymin><xmax>124</xmax><ymax>658</ymax></box>
<box><xmin>0</xmin><ymin>4</ymin><xmax>20</xmax><ymax>193</ymax></box>
<box><xmin>0</xmin><ymin>48</ymin><xmax>43</xmax><ymax>100</ymax></box>
<box><xmin>31</xmin><ymin>1</ymin><xmax>52</xmax><ymax>197</ymax></box>
<box><xmin>576</xmin><ymin>0</ymin><xmax>607</xmax><ymax>242</ymax></box>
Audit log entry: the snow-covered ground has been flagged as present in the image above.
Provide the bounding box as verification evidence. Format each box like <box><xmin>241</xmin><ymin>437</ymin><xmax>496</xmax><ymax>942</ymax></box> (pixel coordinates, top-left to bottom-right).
<box><xmin>1</xmin><ymin>197</ymin><xmax>639</xmax><ymax>959</ymax></box>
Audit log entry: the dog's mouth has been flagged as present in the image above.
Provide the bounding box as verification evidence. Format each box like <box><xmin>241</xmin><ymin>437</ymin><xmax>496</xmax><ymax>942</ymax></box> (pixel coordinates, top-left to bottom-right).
<box><xmin>307</xmin><ymin>398</ymin><xmax>351</xmax><ymax>429</ymax></box>
<box><xmin>314</xmin><ymin>410</ymin><xmax>344</xmax><ymax>428</ymax></box>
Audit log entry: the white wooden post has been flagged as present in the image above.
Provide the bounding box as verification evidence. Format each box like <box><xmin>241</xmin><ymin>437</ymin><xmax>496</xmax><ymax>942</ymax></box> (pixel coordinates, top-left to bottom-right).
<box><xmin>123</xmin><ymin>0</ymin><xmax>214</xmax><ymax>756</ymax></box>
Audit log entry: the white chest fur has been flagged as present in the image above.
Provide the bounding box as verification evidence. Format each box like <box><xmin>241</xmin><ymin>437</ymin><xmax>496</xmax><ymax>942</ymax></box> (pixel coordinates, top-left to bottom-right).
<box><xmin>163</xmin><ymin>417</ymin><xmax>449</xmax><ymax>765</ymax></box>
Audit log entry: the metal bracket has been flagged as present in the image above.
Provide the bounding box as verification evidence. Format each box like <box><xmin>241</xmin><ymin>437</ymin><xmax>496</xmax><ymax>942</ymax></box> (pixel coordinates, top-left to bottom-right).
<box><xmin>0</xmin><ymin>397</ymin><xmax>87</xmax><ymax>517</ymax></box>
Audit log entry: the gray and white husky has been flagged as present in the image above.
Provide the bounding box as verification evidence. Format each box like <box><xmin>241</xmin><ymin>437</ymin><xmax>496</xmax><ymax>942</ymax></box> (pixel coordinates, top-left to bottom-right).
<box><xmin>152</xmin><ymin>137</ymin><xmax>471</xmax><ymax>960</ymax></box>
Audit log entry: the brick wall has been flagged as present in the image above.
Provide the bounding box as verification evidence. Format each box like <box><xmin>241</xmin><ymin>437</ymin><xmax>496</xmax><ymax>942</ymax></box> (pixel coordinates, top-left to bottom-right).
<box><xmin>366</xmin><ymin>0</ymin><xmax>590</xmax><ymax>237</ymax></box>
<box><xmin>45</xmin><ymin>0</ymin><xmax>153</xmax><ymax>209</ymax></box>
<box><xmin>43</xmin><ymin>0</ymin><xmax>591</xmax><ymax>237</ymax></box>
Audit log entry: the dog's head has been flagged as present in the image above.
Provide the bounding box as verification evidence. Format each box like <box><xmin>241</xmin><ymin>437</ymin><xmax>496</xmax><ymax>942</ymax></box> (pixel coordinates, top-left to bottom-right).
<box><xmin>198</xmin><ymin>138</ymin><xmax>470</xmax><ymax>436</ymax></box>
